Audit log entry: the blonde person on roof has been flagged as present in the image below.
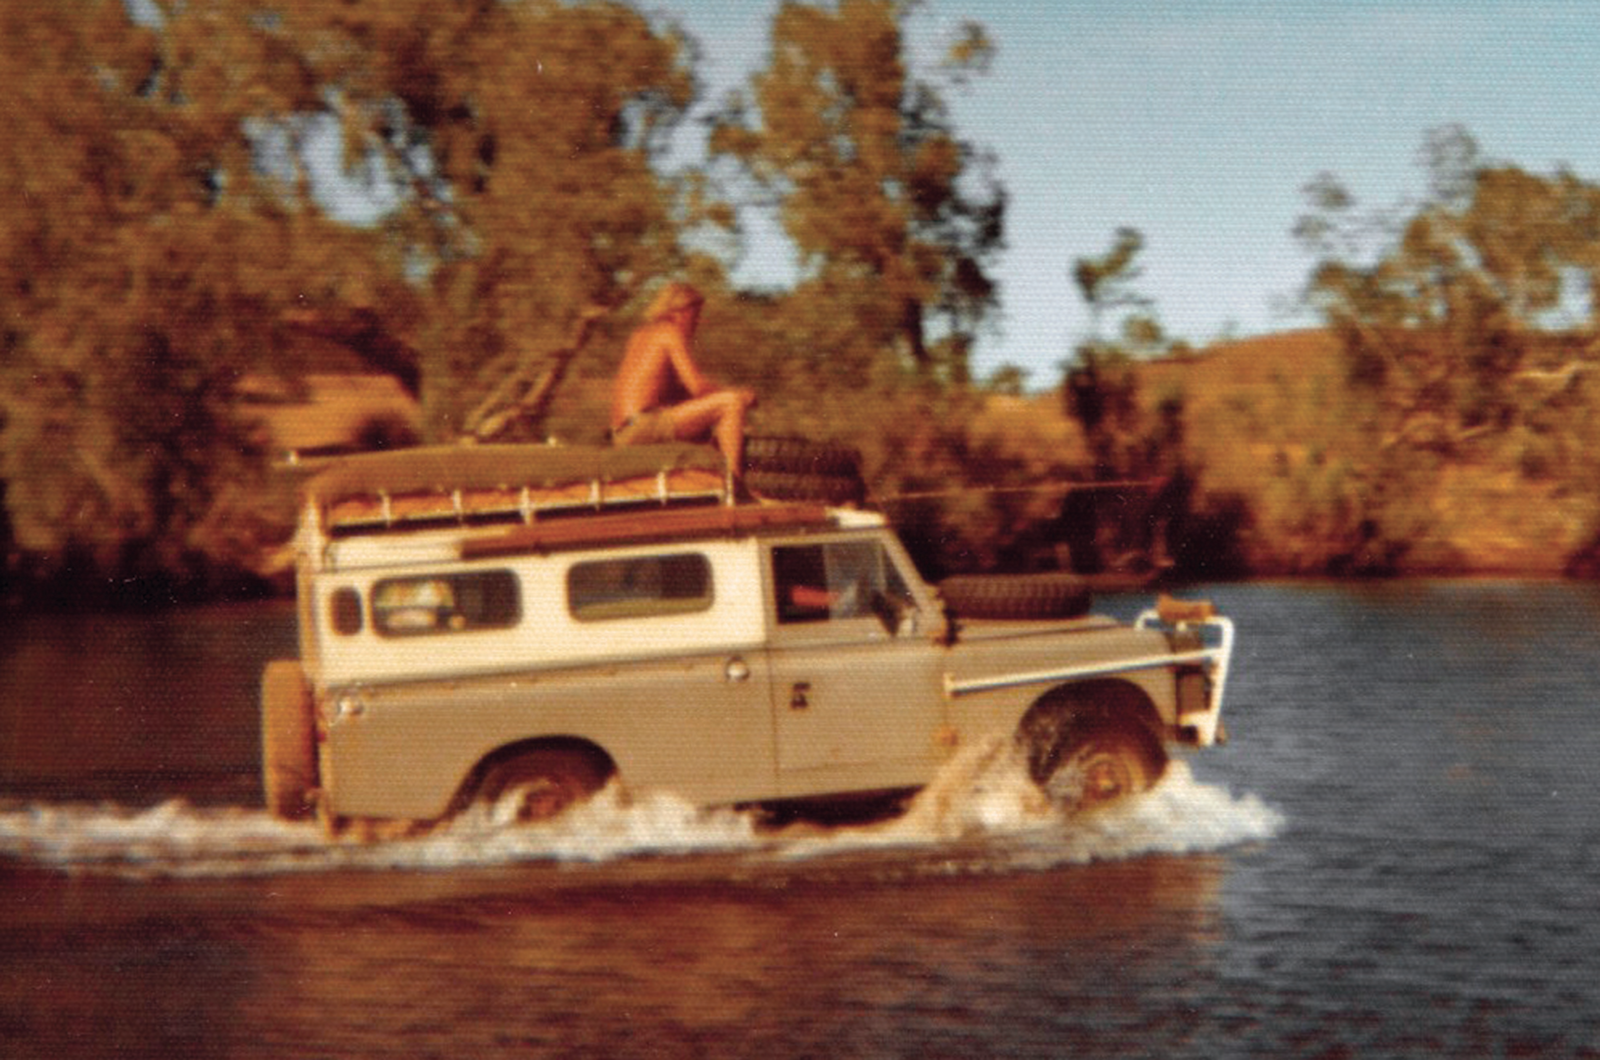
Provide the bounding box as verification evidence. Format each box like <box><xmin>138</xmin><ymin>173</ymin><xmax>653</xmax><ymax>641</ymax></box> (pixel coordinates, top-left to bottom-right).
<box><xmin>610</xmin><ymin>282</ymin><xmax>756</xmax><ymax>471</ymax></box>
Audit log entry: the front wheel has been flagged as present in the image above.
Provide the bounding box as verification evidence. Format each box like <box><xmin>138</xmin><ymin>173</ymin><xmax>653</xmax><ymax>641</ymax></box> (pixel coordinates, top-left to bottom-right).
<box><xmin>1046</xmin><ymin>723</ymin><xmax>1166</xmax><ymax>809</ymax></box>
<box><xmin>477</xmin><ymin>749</ymin><xmax>610</xmax><ymax>823</ymax></box>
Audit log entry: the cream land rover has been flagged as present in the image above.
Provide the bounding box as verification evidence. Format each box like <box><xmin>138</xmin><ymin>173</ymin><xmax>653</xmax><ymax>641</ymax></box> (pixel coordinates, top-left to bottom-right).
<box><xmin>261</xmin><ymin>442</ymin><xmax>1236</xmax><ymax>832</ymax></box>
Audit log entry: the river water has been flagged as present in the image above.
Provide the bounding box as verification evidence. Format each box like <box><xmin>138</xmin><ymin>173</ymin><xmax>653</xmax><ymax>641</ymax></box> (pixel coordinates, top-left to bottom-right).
<box><xmin>2</xmin><ymin>582</ymin><xmax>1597</xmax><ymax>1058</ymax></box>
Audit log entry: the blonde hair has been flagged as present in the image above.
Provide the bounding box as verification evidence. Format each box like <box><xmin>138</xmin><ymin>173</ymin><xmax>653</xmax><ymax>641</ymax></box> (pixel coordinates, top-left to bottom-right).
<box><xmin>643</xmin><ymin>282</ymin><xmax>704</xmax><ymax>323</ymax></box>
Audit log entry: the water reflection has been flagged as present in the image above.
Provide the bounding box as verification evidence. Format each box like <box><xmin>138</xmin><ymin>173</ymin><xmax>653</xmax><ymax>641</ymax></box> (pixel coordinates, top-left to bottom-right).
<box><xmin>0</xmin><ymin>601</ymin><xmax>294</xmax><ymax>804</ymax></box>
<box><xmin>238</xmin><ymin>854</ymin><xmax>1231</xmax><ymax>1058</ymax></box>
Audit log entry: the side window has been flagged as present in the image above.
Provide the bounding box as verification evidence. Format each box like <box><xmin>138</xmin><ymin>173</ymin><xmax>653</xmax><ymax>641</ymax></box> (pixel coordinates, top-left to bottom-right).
<box><xmin>371</xmin><ymin>570</ymin><xmax>520</xmax><ymax>637</ymax></box>
<box><xmin>567</xmin><ymin>553</ymin><xmax>713</xmax><ymax>621</ymax></box>
<box><xmin>773</xmin><ymin>541</ymin><xmax>917</xmax><ymax>627</ymax></box>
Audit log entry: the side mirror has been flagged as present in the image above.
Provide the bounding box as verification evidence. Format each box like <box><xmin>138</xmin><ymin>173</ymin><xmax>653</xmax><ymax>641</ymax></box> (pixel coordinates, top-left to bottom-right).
<box><xmin>870</xmin><ymin>591</ymin><xmax>917</xmax><ymax>637</ymax></box>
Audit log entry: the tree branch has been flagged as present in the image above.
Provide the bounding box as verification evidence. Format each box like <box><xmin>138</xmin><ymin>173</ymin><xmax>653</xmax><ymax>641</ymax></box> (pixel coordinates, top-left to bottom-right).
<box><xmin>461</xmin><ymin>305</ymin><xmax>609</xmax><ymax>443</ymax></box>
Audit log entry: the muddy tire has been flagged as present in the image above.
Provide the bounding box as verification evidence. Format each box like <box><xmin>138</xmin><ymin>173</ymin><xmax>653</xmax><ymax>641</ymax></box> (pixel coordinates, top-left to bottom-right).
<box><xmin>478</xmin><ymin>748</ymin><xmax>610</xmax><ymax>823</ymax></box>
<box><xmin>261</xmin><ymin>660</ymin><xmax>316</xmax><ymax>820</ymax></box>
<box><xmin>1018</xmin><ymin>683</ymin><xmax>1167</xmax><ymax>811</ymax></box>
<box><xmin>939</xmin><ymin>572</ymin><xmax>1092</xmax><ymax>620</ymax></box>
<box><xmin>743</xmin><ymin>435</ymin><xmax>863</xmax><ymax>477</ymax></box>
<box><xmin>1046</xmin><ymin>721</ymin><xmax>1165</xmax><ymax>809</ymax></box>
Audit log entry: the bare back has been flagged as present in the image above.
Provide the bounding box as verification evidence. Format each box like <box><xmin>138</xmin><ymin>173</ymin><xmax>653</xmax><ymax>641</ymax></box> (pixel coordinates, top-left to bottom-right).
<box><xmin>610</xmin><ymin>318</ymin><xmax>706</xmax><ymax>430</ymax></box>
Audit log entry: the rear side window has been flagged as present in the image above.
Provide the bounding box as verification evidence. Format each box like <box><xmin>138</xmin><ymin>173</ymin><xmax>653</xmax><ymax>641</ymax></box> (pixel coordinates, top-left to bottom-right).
<box><xmin>567</xmin><ymin>553</ymin><xmax>713</xmax><ymax>621</ymax></box>
<box><xmin>371</xmin><ymin>570</ymin><xmax>520</xmax><ymax>637</ymax></box>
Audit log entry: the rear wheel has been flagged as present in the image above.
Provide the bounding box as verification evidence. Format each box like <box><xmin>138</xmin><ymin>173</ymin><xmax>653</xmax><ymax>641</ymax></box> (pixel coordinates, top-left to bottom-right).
<box><xmin>477</xmin><ymin>749</ymin><xmax>609</xmax><ymax>823</ymax></box>
<box><xmin>261</xmin><ymin>660</ymin><xmax>316</xmax><ymax>820</ymax></box>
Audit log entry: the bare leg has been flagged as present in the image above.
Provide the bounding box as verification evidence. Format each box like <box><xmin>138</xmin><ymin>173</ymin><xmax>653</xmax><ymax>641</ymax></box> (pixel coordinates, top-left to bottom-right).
<box><xmin>664</xmin><ymin>390</ymin><xmax>753</xmax><ymax>469</ymax></box>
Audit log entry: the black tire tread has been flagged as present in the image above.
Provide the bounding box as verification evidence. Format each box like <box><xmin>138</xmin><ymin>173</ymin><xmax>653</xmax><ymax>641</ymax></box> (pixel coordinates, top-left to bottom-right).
<box><xmin>742</xmin><ymin>435</ymin><xmax>863</xmax><ymax>477</ymax></box>
<box><xmin>261</xmin><ymin>659</ymin><xmax>316</xmax><ymax>820</ymax></box>
<box><xmin>745</xmin><ymin>468</ymin><xmax>866</xmax><ymax>507</ymax></box>
<box><xmin>938</xmin><ymin>572</ymin><xmax>1092</xmax><ymax>620</ymax></box>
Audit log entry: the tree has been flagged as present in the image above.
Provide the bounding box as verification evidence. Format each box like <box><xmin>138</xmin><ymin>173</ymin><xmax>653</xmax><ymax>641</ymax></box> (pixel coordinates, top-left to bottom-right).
<box><xmin>0</xmin><ymin>0</ymin><xmax>707</xmax><ymax>595</ymax></box>
<box><xmin>1062</xmin><ymin>228</ymin><xmax>1179</xmax><ymax>479</ymax></box>
<box><xmin>1296</xmin><ymin>126</ymin><xmax>1600</xmax><ymax>454</ymax></box>
<box><xmin>710</xmin><ymin>0</ymin><xmax>1004</xmax><ymax>385</ymax></box>
<box><xmin>1072</xmin><ymin>227</ymin><xmax>1149</xmax><ymax>339</ymax></box>
<box><xmin>0</xmin><ymin>1</ymin><xmax>354</xmax><ymax>592</ymax></box>
<box><xmin>1057</xmin><ymin>229</ymin><xmax>1194</xmax><ymax>575</ymax></box>
<box><xmin>262</xmin><ymin>0</ymin><xmax>703</xmax><ymax>439</ymax></box>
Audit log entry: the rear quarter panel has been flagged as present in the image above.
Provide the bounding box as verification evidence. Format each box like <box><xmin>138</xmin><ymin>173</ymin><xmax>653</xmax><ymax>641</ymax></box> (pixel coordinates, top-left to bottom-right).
<box><xmin>321</xmin><ymin>647</ymin><xmax>776</xmax><ymax>819</ymax></box>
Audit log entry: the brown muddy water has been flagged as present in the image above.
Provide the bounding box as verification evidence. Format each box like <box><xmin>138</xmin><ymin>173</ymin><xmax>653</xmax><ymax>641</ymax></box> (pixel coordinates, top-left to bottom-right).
<box><xmin>2</xmin><ymin>583</ymin><xmax>1598</xmax><ymax>1058</ymax></box>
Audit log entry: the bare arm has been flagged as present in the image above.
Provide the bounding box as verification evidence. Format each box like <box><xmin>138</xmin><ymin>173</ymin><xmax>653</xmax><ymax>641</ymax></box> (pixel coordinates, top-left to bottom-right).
<box><xmin>663</xmin><ymin>329</ymin><xmax>716</xmax><ymax>398</ymax></box>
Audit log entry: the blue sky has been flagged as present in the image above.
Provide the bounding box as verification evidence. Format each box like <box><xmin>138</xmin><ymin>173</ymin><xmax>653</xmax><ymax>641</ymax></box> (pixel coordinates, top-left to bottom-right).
<box><xmin>663</xmin><ymin>0</ymin><xmax>1600</xmax><ymax>385</ymax></box>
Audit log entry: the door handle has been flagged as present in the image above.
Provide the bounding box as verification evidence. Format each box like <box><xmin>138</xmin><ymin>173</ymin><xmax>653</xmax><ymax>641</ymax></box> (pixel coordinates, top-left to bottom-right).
<box><xmin>789</xmin><ymin>681</ymin><xmax>811</xmax><ymax>710</ymax></box>
<box><xmin>725</xmin><ymin>656</ymin><xmax>751</xmax><ymax>683</ymax></box>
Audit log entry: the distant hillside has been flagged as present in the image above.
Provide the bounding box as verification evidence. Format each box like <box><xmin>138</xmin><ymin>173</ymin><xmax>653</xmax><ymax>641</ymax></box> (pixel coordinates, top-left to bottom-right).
<box><xmin>1135</xmin><ymin>329</ymin><xmax>1600</xmax><ymax>575</ymax></box>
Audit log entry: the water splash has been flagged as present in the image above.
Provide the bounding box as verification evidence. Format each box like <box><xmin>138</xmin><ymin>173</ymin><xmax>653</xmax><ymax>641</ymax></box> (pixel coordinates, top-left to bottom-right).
<box><xmin>0</xmin><ymin>737</ymin><xmax>1281</xmax><ymax>880</ymax></box>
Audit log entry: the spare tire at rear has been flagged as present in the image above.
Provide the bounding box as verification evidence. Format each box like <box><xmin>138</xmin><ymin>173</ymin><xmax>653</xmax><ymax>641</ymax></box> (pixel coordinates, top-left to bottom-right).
<box><xmin>261</xmin><ymin>660</ymin><xmax>317</xmax><ymax>820</ymax></box>
<box><xmin>938</xmin><ymin>573</ymin><xmax>1092</xmax><ymax>620</ymax></box>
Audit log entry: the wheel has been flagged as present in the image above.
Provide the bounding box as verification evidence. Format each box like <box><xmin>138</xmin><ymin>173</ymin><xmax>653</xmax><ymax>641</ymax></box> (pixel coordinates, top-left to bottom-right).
<box><xmin>742</xmin><ymin>435</ymin><xmax>863</xmax><ymax>477</ymax></box>
<box><xmin>1046</xmin><ymin>722</ymin><xmax>1166</xmax><ymax>809</ymax></box>
<box><xmin>1017</xmin><ymin>683</ymin><xmax>1168</xmax><ymax>811</ymax></box>
<box><xmin>744</xmin><ymin>467</ymin><xmax>867</xmax><ymax>507</ymax></box>
<box><xmin>261</xmin><ymin>660</ymin><xmax>316</xmax><ymax>820</ymax></box>
<box><xmin>938</xmin><ymin>572</ymin><xmax>1092</xmax><ymax>620</ymax></box>
<box><xmin>477</xmin><ymin>748</ymin><xmax>609</xmax><ymax>823</ymax></box>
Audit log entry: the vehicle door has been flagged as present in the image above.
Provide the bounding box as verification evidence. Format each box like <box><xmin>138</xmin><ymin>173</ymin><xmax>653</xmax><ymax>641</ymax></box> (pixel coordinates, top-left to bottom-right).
<box><xmin>764</xmin><ymin>535</ymin><xmax>945</xmax><ymax>795</ymax></box>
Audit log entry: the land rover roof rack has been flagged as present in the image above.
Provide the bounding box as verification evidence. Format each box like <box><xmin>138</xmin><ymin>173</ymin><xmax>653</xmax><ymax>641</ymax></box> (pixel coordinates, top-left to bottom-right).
<box><xmin>461</xmin><ymin>502</ymin><xmax>835</xmax><ymax>560</ymax></box>
<box><xmin>302</xmin><ymin>443</ymin><xmax>731</xmax><ymax>535</ymax></box>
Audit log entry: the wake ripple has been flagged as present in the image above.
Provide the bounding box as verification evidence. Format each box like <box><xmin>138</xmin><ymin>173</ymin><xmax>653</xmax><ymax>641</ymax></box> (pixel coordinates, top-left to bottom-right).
<box><xmin>0</xmin><ymin>737</ymin><xmax>1282</xmax><ymax>880</ymax></box>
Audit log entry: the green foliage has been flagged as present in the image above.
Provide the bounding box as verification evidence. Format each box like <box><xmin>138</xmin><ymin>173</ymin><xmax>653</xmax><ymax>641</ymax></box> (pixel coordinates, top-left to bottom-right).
<box><xmin>0</xmin><ymin>0</ymin><xmax>702</xmax><ymax>598</ymax></box>
<box><xmin>0</xmin><ymin>2</ymin><xmax>345</xmax><ymax>595</ymax></box>
<box><xmin>1298</xmin><ymin>126</ymin><xmax>1600</xmax><ymax>454</ymax></box>
<box><xmin>710</xmin><ymin>0</ymin><xmax>1004</xmax><ymax>384</ymax></box>
<box><xmin>1061</xmin><ymin>229</ymin><xmax>1184</xmax><ymax>482</ymax></box>
<box><xmin>1278</xmin><ymin>126</ymin><xmax>1600</xmax><ymax>573</ymax></box>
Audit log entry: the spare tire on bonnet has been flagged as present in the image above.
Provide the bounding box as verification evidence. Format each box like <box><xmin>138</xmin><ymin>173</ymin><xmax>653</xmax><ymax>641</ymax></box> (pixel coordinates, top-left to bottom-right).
<box><xmin>938</xmin><ymin>572</ymin><xmax>1093</xmax><ymax>621</ymax></box>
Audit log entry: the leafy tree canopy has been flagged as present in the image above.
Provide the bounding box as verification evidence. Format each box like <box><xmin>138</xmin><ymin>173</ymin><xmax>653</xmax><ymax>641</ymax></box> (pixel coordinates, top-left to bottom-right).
<box><xmin>1297</xmin><ymin>125</ymin><xmax>1600</xmax><ymax>453</ymax></box>
<box><xmin>0</xmin><ymin>0</ymin><xmax>702</xmax><ymax>595</ymax></box>
<box><xmin>710</xmin><ymin>0</ymin><xmax>1004</xmax><ymax>385</ymax></box>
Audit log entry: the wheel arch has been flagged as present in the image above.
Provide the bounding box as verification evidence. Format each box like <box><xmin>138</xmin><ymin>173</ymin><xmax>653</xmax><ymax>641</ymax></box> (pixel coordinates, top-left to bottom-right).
<box><xmin>450</xmin><ymin>735</ymin><xmax>618</xmax><ymax>812</ymax></box>
<box><xmin>1014</xmin><ymin>678</ymin><xmax>1166</xmax><ymax>786</ymax></box>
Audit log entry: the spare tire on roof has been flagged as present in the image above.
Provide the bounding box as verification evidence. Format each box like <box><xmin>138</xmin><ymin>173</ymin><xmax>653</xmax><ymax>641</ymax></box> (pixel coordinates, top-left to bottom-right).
<box><xmin>742</xmin><ymin>435</ymin><xmax>863</xmax><ymax>478</ymax></box>
<box><xmin>744</xmin><ymin>468</ymin><xmax>867</xmax><ymax>507</ymax></box>
<box><xmin>742</xmin><ymin>436</ymin><xmax>866</xmax><ymax>506</ymax></box>
<box><xmin>938</xmin><ymin>572</ymin><xmax>1093</xmax><ymax>621</ymax></box>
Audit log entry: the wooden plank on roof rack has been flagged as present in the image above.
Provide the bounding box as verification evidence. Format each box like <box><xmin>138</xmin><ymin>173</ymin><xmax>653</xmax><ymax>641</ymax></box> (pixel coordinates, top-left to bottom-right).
<box><xmin>461</xmin><ymin>503</ymin><xmax>833</xmax><ymax>559</ymax></box>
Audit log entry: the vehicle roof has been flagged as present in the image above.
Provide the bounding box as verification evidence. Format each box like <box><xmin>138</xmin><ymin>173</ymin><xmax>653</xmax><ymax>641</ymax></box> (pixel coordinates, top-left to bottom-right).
<box><xmin>301</xmin><ymin>442</ymin><xmax>726</xmax><ymax>509</ymax></box>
